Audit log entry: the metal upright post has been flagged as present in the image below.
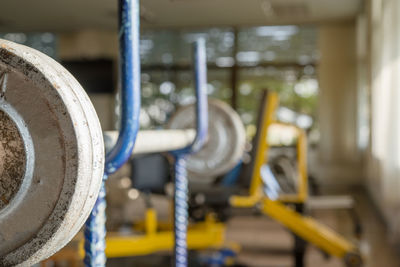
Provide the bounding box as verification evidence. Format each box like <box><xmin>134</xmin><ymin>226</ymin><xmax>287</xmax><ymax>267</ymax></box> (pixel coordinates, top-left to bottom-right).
<box><xmin>171</xmin><ymin>38</ymin><xmax>209</xmax><ymax>267</ymax></box>
<box><xmin>84</xmin><ymin>0</ymin><xmax>141</xmax><ymax>266</ymax></box>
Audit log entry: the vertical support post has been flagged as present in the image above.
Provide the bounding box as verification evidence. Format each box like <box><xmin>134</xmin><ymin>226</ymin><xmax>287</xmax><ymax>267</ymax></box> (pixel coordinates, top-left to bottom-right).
<box><xmin>173</xmin><ymin>156</ymin><xmax>189</xmax><ymax>267</ymax></box>
<box><xmin>293</xmin><ymin>204</ymin><xmax>307</xmax><ymax>267</ymax></box>
<box><xmin>84</xmin><ymin>0</ymin><xmax>141</xmax><ymax>266</ymax></box>
<box><xmin>248</xmin><ymin>92</ymin><xmax>279</xmax><ymax>196</ymax></box>
<box><xmin>84</xmin><ymin>182</ymin><xmax>107</xmax><ymax>266</ymax></box>
<box><xmin>172</xmin><ymin>38</ymin><xmax>208</xmax><ymax>267</ymax></box>
<box><xmin>296</xmin><ymin>128</ymin><xmax>308</xmax><ymax>203</ymax></box>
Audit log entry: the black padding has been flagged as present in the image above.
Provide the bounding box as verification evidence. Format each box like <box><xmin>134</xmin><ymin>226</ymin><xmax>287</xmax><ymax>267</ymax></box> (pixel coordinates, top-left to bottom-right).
<box><xmin>238</xmin><ymin>90</ymin><xmax>269</xmax><ymax>189</ymax></box>
<box><xmin>130</xmin><ymin>153</ymin><xmax>171</xmax><ymax>194</ymax></box>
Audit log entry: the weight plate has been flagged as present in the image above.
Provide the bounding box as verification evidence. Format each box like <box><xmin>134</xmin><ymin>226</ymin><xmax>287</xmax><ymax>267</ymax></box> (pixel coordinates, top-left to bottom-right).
<box><xmin>168</xmin><ymin>99</ymin><xmax>246</xmax><ymax>183</ymax></box>
<box><xmin>0</xmin><ymin>39</ymin><xmax>104</xmax><ymax>266</ymax></box>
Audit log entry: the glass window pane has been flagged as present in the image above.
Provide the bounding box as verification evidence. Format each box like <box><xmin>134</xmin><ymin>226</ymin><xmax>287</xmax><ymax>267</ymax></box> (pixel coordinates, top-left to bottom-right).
<box><xmin>237</xmin><ymin>25</ymin><xmax>318</xmax><ymax>65</ymax></box>
<box><xmin>140</xmin><ymin>69</ymin><xmax>230</xmax><ymax>129</ymax></box>
<box><xmin>141</xmin><ymin>28</ymin><xmax>234</xmax><ymax>66</ymax></box>
<box><xmin>238</xmin><ymin>65</ymin><xmax>318</xmax><ymax>133</ymax></box>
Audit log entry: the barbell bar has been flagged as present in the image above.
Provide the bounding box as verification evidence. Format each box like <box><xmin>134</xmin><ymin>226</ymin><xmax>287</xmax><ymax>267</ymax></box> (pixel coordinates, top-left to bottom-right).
<box><xmin>104</xmin><ymin>129</ymin><xmax>196</xmax><ymax>155</ymax></box>
<box><xmin>104</xmin><ymin>98</ymin><xmax>246</xmax><ymax>184</ymax></box>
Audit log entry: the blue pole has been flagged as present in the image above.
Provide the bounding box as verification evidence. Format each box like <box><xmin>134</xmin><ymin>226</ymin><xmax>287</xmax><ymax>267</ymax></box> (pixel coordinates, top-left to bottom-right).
<box><xmin>191</xmin><ymin>39</ymin><xmax>209</xmax><ymax>154</ymax></box>
<box><xmin>84</xmin><ymin>0</ymin><xmax>141</xmax><ymax>266</ymax></box>
<box><xmin>106</xmin><ymin>0</ymin><xmax>141</xmax><ymax>175</ymax></box>
<box><xmin>173</xmin><ymin>155</ymin><xmax>189</xmax><ymax>267</ymax></box>
<box><xmin>172</xmin><ymin>38</ymin><xmax>208</xmax><ymax>267</ymax></box>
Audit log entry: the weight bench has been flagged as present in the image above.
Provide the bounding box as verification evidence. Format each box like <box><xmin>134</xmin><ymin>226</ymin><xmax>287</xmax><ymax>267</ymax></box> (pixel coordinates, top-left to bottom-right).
<box><xmin>189</xmin><ymin>90</ymin><xmax>363</xmax><ymax>267</ymax></box>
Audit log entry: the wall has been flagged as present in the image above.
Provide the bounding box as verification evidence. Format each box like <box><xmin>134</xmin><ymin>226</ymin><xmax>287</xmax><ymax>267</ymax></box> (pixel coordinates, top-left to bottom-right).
<box><xmin>364</xmin><ymin>0</ymin><xmax>400</xmax><ymax>239</ymax></box>
<box><xmin>58</xmin><ymin>30</ymin><xmax>118</xmax><ymax>131</ymax></box>
<box><xmin>59</xmin><ymin>30</ymin><xmax>118</xmax><ymax>60</ymax></box>
<box><xmin>316</xmin><ymin>22</ymin><xmax>363</xmax><ymax>186</ymax></box>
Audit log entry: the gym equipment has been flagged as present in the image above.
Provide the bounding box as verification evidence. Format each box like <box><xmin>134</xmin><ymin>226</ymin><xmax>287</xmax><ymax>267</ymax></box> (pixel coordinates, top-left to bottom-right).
<box><xmin>49</xmin><ymin>90</ymin><xmax>363</xmax><ymax>267</ymax></box>
<box><xmin>0</xmin><ymin>39</ymin><xmax>104</xmax><ymax>266</ymax></box>
<box><xmin>169</xmin><ymin>38</ymin><xmax>208</xmax><ymax>267</ymax></box>
<box><xmin>104</xmin><ymin>38</ymin><xmax>209</xmax><ymax>267</ymax></box>
<box><xmin>168</xmin><ymin>99</ymin><xmax>246</xmax><ymax>183</ymax></box>
<box><xmin>103</xmin><ymin>99</ymin><xmax>246</xmax><ymax>184</ymax></box>
<box><xmin>83</xmin><ymin>0</ymin><xmax>141</xmax><ymax>265</ymax></box>
<box><xmin>104</xmin><ymin>129</ymin><xmax>196</xmax><ymax>154</ymax></box>
<box><xmin>30</xmin><ymin>1</ymin><xmax>207</xmax><ymax>266</ymax></box>
<box><xmin>230</xmin><ymin>91</ymin><xmax>363</xmax><ymax>267</ymax></box>
<box><xmin>85</xmin><ymin>2</ymin><xmax>207</xmax><ymax>266</ymax></box>
<box><xmin>85</xmin><ymin>39</ymin><xmax>208</xmax><ymax>267</ymax></box>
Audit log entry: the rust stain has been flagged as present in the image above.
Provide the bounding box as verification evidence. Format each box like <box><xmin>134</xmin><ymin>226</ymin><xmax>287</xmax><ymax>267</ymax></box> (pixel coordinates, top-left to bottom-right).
<box><xmin>0</xmin><ymin>195</ymin><xmax>9</xmax><ymax>205</ymax></box>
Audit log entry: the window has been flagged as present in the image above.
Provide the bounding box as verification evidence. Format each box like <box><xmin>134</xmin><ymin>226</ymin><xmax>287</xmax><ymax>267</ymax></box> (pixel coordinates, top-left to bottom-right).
<box><xmin>138</xmin><ymin>26</ymin><xmax>319</xmax><ymax>131</ymax></box>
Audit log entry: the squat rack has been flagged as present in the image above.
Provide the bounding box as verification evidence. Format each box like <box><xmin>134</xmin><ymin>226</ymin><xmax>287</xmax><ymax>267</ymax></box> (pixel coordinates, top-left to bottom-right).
<box><xmin>83</xmin><ymin>0</ymin><xmax>209</xmax><ymax>266</ymax></box>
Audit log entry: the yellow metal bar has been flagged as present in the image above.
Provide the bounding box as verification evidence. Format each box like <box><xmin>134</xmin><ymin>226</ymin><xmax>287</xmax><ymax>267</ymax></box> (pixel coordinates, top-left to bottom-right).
<box><xmin>231</xmin><ymin>92</ymin><xmax>279</xmax><ymax>207</ymax></box>
<box><xmin>56</xmin><ymin>219</ymin><xmax>228</xmax><ymax>263</ymax></box>
<box><xmin>230</xmin><ymin>192</ymin><xmax>262</xmax><ymax>208</ymax></box>
<box><xmin>145</xmin><ymin>208</ymin><xmax>157</xmax><ymax>235</ymax></box>
<box><xmin>76</xmin><ymin>212</ymin><xmax>226</xmax><ymax>259</ymax></box>
<box><xmin>296</xmin><ymin>128</ymin><xmax>308</xmax><ymax>202</ymax></box>
<box><xmin>103</xmin><ymin>222</ymin><xmax>225</xmax><ymax>258</ymax></box>
<box><xmin>134</xmin><ymin>220</ymin><xmax>172</xmax><ymax>232</ymax></box>
<box><xmin>262</xmin><ymin>199</ymin><xmax>356</xmax><ymax>258</ymax></box>
<box><xmin>248</xmin><ymin>92</ymin><xmax>279</xmax><ymax>196</ymax></box>
<box><xmin>270</xmin><ymin>122</ymin><xmax>308</xmax><ymax>203</ymax></box>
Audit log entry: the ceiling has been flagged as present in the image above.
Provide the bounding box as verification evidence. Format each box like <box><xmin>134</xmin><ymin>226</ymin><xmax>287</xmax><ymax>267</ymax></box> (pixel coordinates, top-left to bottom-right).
<box><xmin>0</xmin><ymin>0</ymin><xmax>363</xmax><ymax>32</ymax></box>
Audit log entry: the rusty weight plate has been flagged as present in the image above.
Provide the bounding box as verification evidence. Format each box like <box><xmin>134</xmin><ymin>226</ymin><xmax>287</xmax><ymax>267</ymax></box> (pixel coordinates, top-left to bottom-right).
<box><xmin>0</xmin><ymin>39</ymin><xmax>104</xmax><ymax>266</ymax></box>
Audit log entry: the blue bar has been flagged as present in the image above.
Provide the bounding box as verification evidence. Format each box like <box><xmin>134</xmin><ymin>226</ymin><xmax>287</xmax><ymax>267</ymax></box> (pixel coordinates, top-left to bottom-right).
<box><xmin>172</xmin><ymin>39</ymin><xmax>209</xmax><ymax>155</ymax></box>
<box><xmin>105</xmin><ymin>0</ymin><xmax>141</xmax><ymax>175</ymax></box>
<box><xmin>84</xmin><ymin>0</ymin><xmax>141</xmax><ymax>266</ymax></box>
<box><xmin>172</xmin><ymin>38</ymin><xmax>209</xmax><ymax>267</ymax></box>
<box><xmin>191</xmin><ymin>38</ymin><xmax>209</xmax><ymax>153</ymax></box>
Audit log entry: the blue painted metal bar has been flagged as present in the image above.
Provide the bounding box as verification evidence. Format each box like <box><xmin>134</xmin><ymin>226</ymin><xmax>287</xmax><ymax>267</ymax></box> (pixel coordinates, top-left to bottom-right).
<box><xmin>84</xmin><ymin>0</ymin><xmax>141</xmax><ymax>266</ymax></box>
<box><xmin>106</xmin><ymin>0</ymin><xmax>141</xmax><ymax>176</ymax></box>
<box><xmin>221</xmin><ymin>161</ymin><xmax>243</xmax><ymax>186</ymax></box>
<box><xmin>173</xmin><ymin>156</ymin><xmax>189</xmax><ymax>267</ymax></box>
<box><xmin>172</xmin><ymin>39</ymin><xmax>209</xmax><ymax>267</ymax></box>
<box><xmin>189</xmin><ymin>38</ymin><xmax>209</xmax><ymax>154</ymax></box>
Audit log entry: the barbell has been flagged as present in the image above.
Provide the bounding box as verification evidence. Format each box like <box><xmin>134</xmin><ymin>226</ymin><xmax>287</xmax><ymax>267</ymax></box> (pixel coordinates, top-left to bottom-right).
<box><xmin>104</xmin><ymin>99</ymin><xmax>246</xmax><ymax>184</ymax></box>
<box><xmin>0</xmin><ymin>39</ymin><xmax>104</xmax><ymax>265</ymax></box>
<box><xmin>168</xmin><ymin>99</ymin><xmax>246</xmax><ymax>183</ymax></box>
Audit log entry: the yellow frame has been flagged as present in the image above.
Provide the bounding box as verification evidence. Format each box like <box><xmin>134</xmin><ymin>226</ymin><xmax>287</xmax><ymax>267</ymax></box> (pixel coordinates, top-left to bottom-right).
<box><xmin>230</xmin><ymin>90</ymin><xmax>360</xmax><ymax>261</ymax></box>
<box><xmin>230</xmin><ymin>92</ymin><xmax>279</xmax><ymax>207</ymax></box>
<box><xmin>270</xmin><ymin>121</ymin><xmax>308</xmax><ymax>204</ymax></box>
<box><xmin>45</xmin><ymin>209</ymin><xmax>229</xmax><ymax>263</ymax></box>
<box><xmin>262</xmin><ymin>199</ymin><xmax>355</xmax><ymax>258</ymax></box>
<box><xmin>101</xmin><ymin>211</ymin><xmax>226</xmax><ymax>258</ymax></box>
<box><xmin>231</xmin><ymin>92</ymin><xmax>307</xmax><ymax>205</ymax></box>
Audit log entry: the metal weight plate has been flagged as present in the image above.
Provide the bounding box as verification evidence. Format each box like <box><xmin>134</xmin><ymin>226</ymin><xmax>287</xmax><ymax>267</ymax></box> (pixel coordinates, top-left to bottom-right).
<box><xmin>168</xmin><ymin>99</ymin><xmax>246</xmax><ymax>183</ymax></box>
<box><xmin>0</xmin><ymin>39</ymin><xmax>104</xmax><ymax>265</ymax></box>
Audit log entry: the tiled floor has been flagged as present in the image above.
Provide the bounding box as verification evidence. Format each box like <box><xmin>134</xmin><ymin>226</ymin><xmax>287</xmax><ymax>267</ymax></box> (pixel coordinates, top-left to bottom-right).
<box><xmin>225</xmin><ymin>188</ymin><xmax>400</xmax><ymax>267</ymax></box>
